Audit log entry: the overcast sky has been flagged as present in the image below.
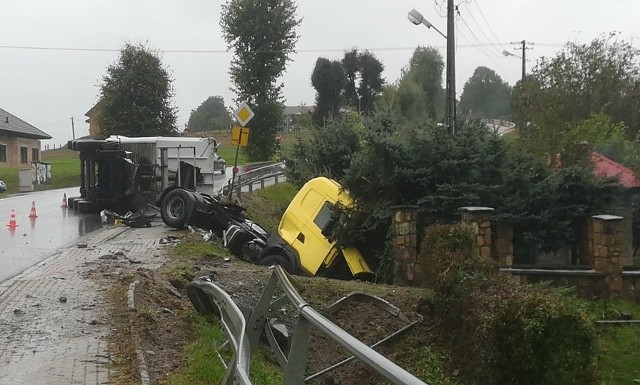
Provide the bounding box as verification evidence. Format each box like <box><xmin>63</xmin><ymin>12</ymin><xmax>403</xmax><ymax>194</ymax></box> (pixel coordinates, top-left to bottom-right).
<box><xmin>0</xmin><ymin>0</ymin><xmax>637</xmax><ymax>146</ymax></box>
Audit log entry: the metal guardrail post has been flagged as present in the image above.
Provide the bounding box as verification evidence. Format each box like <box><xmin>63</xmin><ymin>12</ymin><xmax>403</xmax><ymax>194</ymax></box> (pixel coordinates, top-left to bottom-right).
<box><xmin>186</xmin><ymin>267</ymin><xmax>428</xmax><ymax>385</ymax></box>
<box><xmin>284</xmin><ymin>317</ymin><xmax>312</xmax><ymax>385</ymax></box>
<box><xmin>246</xmin><ymin>273</ymin><xmax>279</xmax><ymax>351</ymax></box>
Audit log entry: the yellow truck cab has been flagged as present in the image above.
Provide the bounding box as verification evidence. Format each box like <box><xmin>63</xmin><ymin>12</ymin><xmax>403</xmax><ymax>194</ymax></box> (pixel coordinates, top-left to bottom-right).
<box><xmin>274</xmin><ymin>177</ymin><xmax>371</xmax><ymax>278</ymax></box>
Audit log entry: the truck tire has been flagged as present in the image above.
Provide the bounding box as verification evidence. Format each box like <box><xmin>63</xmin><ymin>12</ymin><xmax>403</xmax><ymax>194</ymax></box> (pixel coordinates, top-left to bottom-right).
<box><xmin>161</xmin><ymin>189</ymin><xmax>195</xmax><ymax>229</ymax></box>
<box><xmin>260</xmin><ymin>254</ymin><xmax>296</xmax><ymax>274</ymax></box>
<box><xmin>76</xmin><ymin>200</ymin><xmax>98</xmax><ymax>214</ymax></box>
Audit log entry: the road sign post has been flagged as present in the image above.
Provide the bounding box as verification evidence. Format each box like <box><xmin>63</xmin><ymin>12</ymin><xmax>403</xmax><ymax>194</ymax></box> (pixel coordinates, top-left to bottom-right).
<box><xmin>228</xmin><ymin>103</ymin><xmax>254</xmax><ymax>198</ymax></box>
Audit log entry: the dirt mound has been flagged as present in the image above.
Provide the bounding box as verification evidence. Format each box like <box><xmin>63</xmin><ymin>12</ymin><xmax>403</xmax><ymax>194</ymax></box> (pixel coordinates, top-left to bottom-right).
<box><xmin>103</xmin><ymin>235</ymin><xmax>430</xmax><ymax>384</ymax></box>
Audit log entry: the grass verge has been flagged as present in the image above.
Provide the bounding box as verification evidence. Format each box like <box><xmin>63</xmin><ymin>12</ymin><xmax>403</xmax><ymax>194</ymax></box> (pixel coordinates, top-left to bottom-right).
<box><xmin>166</xmin><ymin>234</ymin><xmax>282</xmax><ymax>385</ymax></box>
<box><xmin>592</xmin><ymin>300</ymin><xmax>640</xmax><ymax>384</ymax></box>
<box><xmin>210</xmin><ymin>130</ymin><xmax>311</xmax><ymax>165</ymax></box>
<box><xmin>0</xmin><ymin>150</ymin><xmax>80</xmax><ymax>195</ymax></box>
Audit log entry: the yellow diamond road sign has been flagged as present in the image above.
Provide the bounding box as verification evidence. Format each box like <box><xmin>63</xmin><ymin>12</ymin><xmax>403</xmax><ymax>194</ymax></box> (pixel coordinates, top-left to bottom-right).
<box><xmin>233</xmin><ymin>102</ymin><xmax>255</xmax><ymax>127</ymax></box>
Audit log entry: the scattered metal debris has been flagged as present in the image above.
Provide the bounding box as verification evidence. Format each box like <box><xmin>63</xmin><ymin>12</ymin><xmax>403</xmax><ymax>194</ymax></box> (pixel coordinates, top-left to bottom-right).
<box><xmin>159</xmin><ymin>236</ymin><xmax>180</xmax><ymax>245</ymax></box>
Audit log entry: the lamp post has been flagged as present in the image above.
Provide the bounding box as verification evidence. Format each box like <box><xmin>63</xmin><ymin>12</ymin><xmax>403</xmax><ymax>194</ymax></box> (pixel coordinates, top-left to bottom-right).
<box><xmin>407</xmin><ymin>6</ymin><xmax>456</xmax><ymax>135</ymax></box>
<box><xmin>407</xmin><ymin>9</ymin><xmax>446</xmax><ymax>39</ymax></box>
<box><xmin>504</xmin><ymin>40</ymin><xmax>532</xmax><ymax>80</ymax></box>
<box><xmin>502</xmin><ymin>49</ymin><xmax>525</xmax><ymax>81</ymax></box>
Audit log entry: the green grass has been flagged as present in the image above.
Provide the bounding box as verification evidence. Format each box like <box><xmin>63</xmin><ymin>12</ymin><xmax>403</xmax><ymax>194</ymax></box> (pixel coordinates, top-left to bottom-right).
<box><xmin>217</xmin><ymin>146</ymin><xmax>249</xmax><ymax>166</ymax></box>
<box><xmin>598</xmin><ymin>326</ymin><xmax>640</xmax><ymax>384</ymax></box>
<box><xmin>0</xmin><ymin>166</ymin><xmax>19</xmax><ymax>194</ymax></box>
<box><xmin>44</xmin><ymin>157</ymin><xmax>80</xmax><ymax>190</ymax></box>
<box><xmin>242</xmin><ymin>182</ymin><xmax>298</xmax><ymax>233</ymax></box>
<box><xmin>170</xmin><ymin>234</ymin><xmax>223</xmax><ymax>261</ymax></box>
<box><xmin>166</xmin><ymin>234</ymin><xmax>283</xmax><ymax>385</ymax></box>
<box><xmin>0</xmin><ymin>153</ymin><xmax>80</xmax><ymax>195</ymax></box>
<box><xmin>213</xmin><ymin>130</ymin><xmax>311</xmax><ymax>165</ymax></box>
<box><xmin>168</xmin><ymin>316</ymin><xmax>228</xmax><ymax>385</ymax></box>
<box><xmin>589</xmin><ymin>300</ymin><xmax>640</xmax><ymax>384</ymax></box>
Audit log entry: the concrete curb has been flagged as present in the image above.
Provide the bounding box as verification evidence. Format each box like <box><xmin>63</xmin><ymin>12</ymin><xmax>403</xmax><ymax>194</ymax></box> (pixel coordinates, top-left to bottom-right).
<box><xmin>128</xmin><ymin>279</ymin><xmax>150</xmax><ymax>385</ymax></box>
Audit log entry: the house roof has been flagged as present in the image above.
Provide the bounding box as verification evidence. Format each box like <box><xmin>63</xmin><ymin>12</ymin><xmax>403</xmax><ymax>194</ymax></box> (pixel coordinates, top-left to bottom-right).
<box><xmin>0</xmin><ymin>107</ymin><xmax>52</xmax><ymax>140</ymax></box>
<box><xmin>85</xmin><ymin>100</ymin><xmax>102</xmax><ymax>117</ymax></box>
<box><xmin>591</xmin><ymin>151</ymin><xmax>640</xmax><ymax>188</ymax></box>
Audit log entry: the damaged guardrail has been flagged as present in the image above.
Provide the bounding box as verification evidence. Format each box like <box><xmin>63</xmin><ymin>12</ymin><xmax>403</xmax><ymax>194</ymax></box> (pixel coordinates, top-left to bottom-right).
<box><xmin>186</xmin><ymin>266</ymin><xmax>426</xmax><ymax>385</ymax></box>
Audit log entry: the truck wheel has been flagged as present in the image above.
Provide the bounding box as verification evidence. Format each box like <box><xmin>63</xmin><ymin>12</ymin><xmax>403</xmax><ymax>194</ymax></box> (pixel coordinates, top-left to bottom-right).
<box><xmin>260</xmin><ymin>254</ymin><xmax>295</xmax><ymax>274</ymax></box>
<box><xmin>161</xmin><ymin>189</ymin><xmax>195</xmax><ymax>229</ymax></box>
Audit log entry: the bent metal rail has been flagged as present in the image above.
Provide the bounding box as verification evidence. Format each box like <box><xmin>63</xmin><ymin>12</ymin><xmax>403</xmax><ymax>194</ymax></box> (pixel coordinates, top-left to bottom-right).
<box><xmin>186</xmin><ymin>266</ymin><xmax>427</xmax><ymax>385</ymax></box>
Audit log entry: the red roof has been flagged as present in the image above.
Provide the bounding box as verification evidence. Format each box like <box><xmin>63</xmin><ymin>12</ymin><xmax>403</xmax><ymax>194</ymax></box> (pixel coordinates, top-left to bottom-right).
<box><xmin>591</xmin><ymin>151</ymin><xmax>640</xmax><ymax>187</ymax></box>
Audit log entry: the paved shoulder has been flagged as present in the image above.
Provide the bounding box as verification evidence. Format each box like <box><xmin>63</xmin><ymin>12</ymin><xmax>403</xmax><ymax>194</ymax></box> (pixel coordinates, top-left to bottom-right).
<box><xmin>0</xmin><ymin>223</ymin><xmax>170</xmax><ymax>385</ymax></box>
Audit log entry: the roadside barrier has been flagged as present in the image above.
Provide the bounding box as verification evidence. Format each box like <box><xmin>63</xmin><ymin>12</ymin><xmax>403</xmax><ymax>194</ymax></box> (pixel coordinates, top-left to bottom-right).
<box><xmin>186</xmin><ymin>266</ymin><xmax>427</xmax><ymax>385</ymax></box>
<box><xmin>221</xmin><ymin>161</ymin><xmax>286</xmax><ymax>198</ymax></box>
<box><xmin>7</xmin><ymin>209</ymin><xmax>18</xmax><ymax>228</ymax></box>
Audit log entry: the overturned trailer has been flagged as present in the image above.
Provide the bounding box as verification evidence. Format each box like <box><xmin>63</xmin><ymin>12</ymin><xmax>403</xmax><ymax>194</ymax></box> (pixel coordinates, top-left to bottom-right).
<box><xmin>67</xmin><ymin>136</ymin><xmax>226</xmax><ymax>213</ymax></box>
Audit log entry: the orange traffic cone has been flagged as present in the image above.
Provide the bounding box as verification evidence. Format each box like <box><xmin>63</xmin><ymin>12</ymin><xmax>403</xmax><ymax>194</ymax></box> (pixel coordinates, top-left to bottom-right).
<box><xmin>61</xmin><ymin>193</ymin><xmax>68</xmax><ymax>208</ymax></box>
<box><xmin>7</xmin><ymin>209</ymin><xmax>18</xmax><ymax>228</ymax></box>
<box><xmin>28</xmin><ymin>201</ymin><xmax>38</xmax><ymax>218</ymax></box>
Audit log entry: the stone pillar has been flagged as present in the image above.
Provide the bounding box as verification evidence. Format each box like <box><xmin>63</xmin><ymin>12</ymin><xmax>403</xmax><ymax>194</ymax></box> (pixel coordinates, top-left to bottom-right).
<box><xmin>459</xmin><ymin>206</ymin><xmax>494</xmax><ymax>259</ymax></box>
<box><xmin>391</xmin><ymin>205</ymin><xmax>420</xmax><ymax>286</ymax></box>
<box><xmin>589</xmin><ymin>215</ymin><xmax>624</xmax><ymax>297</ymax></box>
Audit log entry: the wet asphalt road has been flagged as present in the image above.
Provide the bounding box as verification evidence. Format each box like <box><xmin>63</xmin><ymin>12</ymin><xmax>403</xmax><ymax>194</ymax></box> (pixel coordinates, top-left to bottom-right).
<box><xmin>0</xmin><ymin>169</ymin><xmax>238</xmax><ymax>283</ymax></box>
<box><xmin>0</xmin><ymin>187</ymin><xmax>101</xmax><ymax>282</ymax></box>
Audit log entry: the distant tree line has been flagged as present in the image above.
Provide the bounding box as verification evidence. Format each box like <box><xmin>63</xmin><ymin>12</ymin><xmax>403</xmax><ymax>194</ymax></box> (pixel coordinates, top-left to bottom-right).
<box><xmin>311</xmin><ymin>49</ymin><xmax>384</xmax><ymax>126</ymax></box>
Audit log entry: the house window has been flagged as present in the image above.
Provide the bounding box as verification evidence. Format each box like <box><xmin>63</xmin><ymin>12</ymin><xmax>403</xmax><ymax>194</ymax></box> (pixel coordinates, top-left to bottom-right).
<box><xmin>20</xmin><ymin>146</ymin><xmax>28</xmax><ymax>164</ymax></box>
<box><xmin>0</xmin><ymin>144</ymin><xmax>6</xmax><ymax>163</ymax></box>
<box><xmin>32</xmin><ymin>148</ymin><xmax>39</xmax><ymax>162</ymax></box>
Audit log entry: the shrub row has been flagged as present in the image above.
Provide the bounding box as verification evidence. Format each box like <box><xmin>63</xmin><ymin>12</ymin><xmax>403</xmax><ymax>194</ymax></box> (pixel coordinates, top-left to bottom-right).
<box><xmin>420</xmin><ymin>224</ymin><xmax>599</xmax><ymax>385</ymax></box>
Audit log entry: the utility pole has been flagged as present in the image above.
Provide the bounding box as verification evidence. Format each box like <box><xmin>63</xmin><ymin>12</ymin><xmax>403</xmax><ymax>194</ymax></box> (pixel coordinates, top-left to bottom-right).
<box><xmin>510</xmin><ymin>40</ymin><xmax>533</xmax><ymax>80</ymax></box>
<box><xmin>70</xmin><ymin>117</ymin><xmax>76</xmax><ymax>140</ymax></box>
<box><xmin>445</xmin><ymin>0</ymin><xmax>456</xmax><ymax>135</ymax></box>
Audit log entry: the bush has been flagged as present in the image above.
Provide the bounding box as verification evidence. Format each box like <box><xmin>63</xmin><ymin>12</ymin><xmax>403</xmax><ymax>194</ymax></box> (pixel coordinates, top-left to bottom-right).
<box><xmin>285</xmin><ymin>112</ymin><xmax>620</xmax><ymax>269</ymax></box>
<box><xmin>421</xmin><ymin>224</ymin><xmax>599</xmax><ymax>385</ymax></box>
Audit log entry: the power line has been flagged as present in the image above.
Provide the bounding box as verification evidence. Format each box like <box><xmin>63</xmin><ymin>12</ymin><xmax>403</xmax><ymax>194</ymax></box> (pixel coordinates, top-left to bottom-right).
<box><xmin>0</xmin><ymin>43</ymin><xmax>560</xmax><ymax>54</ymax></box>
<box><xmin>471</xmin><ymin>0</ymin><xmax>508</xmax><ymax>52</ymax></box>
<box><xmin>456</xmin><ymin>14</ymin><xmax>505</xmax><ymax>70</ymax></box>
<box><xmin>461</xmin><ymin>2</ymin><xmax>504</xmax><ymax>57</ymax></box>
<box><xmin>434</xmin><ymin>0</ymin><xmax>447</xmax><ymax>18</ymax></box>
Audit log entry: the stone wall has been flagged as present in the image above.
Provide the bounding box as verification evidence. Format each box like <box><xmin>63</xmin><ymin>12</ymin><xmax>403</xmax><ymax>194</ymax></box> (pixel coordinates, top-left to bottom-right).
<box><xmin>623</xmin><ymin>272</ymin><xmax>640</xmax><ymax>302</ymax></box>
<box><xmin>588</xmin><ymin>215</ymin><xmax>624</xmax><ymax>296</ymax></box>
<box><xmin>459</xmin><ymin>206</ymin><xmax>493</xmax><ymax>259</ymax></box>
<box><xmin>506</xmin><ymin>269</ymin><xmax>608</xmax><ymax>298</ymax></box>
<box><xmin>391</xmin><ymin>206</ymin><xmax>420</xmax><ymax>286</ymax></box>
<box><xmin>503</xmin><ymin>214</ymin><xmax>638</xmax><ymax>300</ymax></box>
<box><xmin>389</xmin><ymin>204</ymin><xmax>640</xmax><ymax>301</ymax></box>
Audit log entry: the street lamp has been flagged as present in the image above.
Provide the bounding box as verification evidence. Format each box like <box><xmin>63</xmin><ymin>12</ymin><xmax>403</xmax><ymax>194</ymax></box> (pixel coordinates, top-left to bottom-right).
<box><xmin>407</xmin><ymin>7</ymin><xmax>455</xmax><ymax>135</ymax></box>
<box><xmin>501</xmin><ymin>50</ymin><xmax>521</xmax><ymax>59</ymax></box>
<box><xmin>407</xmin><ymin>9</ymin><xmax>447</xmax><ymax>39</ymax></box>
<box><xmin>502</xmin><ymin>48</ymin><xmax>526</xmax><ymax>80</ymax></box>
